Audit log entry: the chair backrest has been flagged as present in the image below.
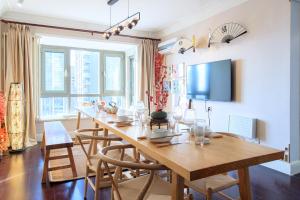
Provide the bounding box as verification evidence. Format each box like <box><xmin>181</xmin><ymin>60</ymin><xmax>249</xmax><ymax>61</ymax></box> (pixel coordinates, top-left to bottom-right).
<box><xmin>99</xmin><ymin>144</ymin><xmax>167</xmax><ymax>200</ymax></box>
<box><xmin>75</xmin><ymin>134</ymin><xmax>94</xmax><ymax>165</ymax></box>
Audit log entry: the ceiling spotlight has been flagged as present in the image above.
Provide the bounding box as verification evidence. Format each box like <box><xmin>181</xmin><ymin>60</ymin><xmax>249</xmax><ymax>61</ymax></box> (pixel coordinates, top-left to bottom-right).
<box><xmin>117</xmin><ymin>25</ymin><xmax>124</xmax><ymax>32</ymax></box>
<box><xmin>131</xmin><ymin>19</ymin><xmax>138</xmax><ymax>26</ymax></box>
<box><xmin>103</xmin><ymin>32</ymin><xmax>112</xmax><ymax>40</ymax></box>
<box><xmin>113</xmin><ymin>29</ymin><xmax>120</xmax><ymax>35</ymax></box>
<box><xmin>17</xmin><ymin>0</ymin><xmax>24</xmax><ymax>7</ymax></box>
<box><xmin>128</xmin><ymin>19</ymin><xmax>138</xmax><ymax>29</ymax></box>
<box><xmin>127</xmin><ymin>22</ymin><xmax>133</xmax><ymax>29</ymax></box>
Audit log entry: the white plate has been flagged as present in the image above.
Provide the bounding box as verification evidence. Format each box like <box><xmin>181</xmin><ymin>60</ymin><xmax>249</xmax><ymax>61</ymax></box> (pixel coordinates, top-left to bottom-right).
<box><xmin>149</xmin><ymin>137</ymin><xmax>173</xmax><ymax>143</ymax></box>
<box><xmin>149</xmin><ymin>129</ymin><xmax>181</xmax><ymax>143</ymax></box>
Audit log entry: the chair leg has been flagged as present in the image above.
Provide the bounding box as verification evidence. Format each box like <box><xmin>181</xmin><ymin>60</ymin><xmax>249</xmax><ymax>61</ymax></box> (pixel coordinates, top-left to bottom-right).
<box><xmin>84</xmin><ymin>167</ymin><xmax>89</xmax><ymax>199</ymax></box>
<box><xmin>94</xmin><ymin>169</ymin><xmax>100</xmax><ymax>200</ymax></box>
<box><xmin>41</xmin><ymin>131</ymin><xmax>45</xmax><ymax>153</ymax></box>
<box><xmin>206</xmin><ymin>189</ymin><xmax>213</xmax><ymax>200</ymax></box>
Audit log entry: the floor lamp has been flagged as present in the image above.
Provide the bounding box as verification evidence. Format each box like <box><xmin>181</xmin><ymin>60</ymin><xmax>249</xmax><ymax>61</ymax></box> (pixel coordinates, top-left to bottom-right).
<box><xmin>7</xmin><ymin>83</ymin><xmax>25</xmax><ymax>151</ymax></box>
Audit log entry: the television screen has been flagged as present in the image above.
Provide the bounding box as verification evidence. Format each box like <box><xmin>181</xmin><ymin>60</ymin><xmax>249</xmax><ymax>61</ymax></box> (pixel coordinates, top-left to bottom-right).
<box><xmin>186</xmin><ymin>59</ymin><xmax>232</xmax><ymax>101</ymax></box>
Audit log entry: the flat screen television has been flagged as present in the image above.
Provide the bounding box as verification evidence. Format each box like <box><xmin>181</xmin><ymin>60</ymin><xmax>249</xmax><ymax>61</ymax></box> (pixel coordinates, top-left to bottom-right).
<box><xmin>186</xmin><ymin>59</ymin><xmax>232</xmax><ymax>101</ymax></box>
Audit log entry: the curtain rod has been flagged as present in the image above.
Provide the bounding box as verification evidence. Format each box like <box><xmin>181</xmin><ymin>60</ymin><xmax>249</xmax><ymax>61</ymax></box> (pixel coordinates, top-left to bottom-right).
<box><xmin>0</xmin><ymin>19</ymin><xmax>161</xmax><ymax>41</ymax></box>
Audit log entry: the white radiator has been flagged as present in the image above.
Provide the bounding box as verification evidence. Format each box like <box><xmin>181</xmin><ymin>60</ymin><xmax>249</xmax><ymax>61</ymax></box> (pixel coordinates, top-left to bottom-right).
<box><xmin>228</xmin><ymin>115</ymin><xmax>257</xmax><ymax>139</ymax></box>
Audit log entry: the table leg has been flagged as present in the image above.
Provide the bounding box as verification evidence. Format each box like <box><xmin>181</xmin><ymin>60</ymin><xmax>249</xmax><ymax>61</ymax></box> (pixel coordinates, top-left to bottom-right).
<box><xmin>41</xmin><ymin>130</ymin><xmax>45</xmax><ymax>153</ymax></box>
<box><xmin>67</xmin><ymin>147</ymin><xmax>78</xmax><ymax>177</ymax></box>
<box><xmin>171</xmin><ymin>172</ymin><xmax>184</xmax><ymax>200</ymax></box>
<box><xmin>42</xmin><ymin>149</ymin><xmax>50</xmax><ymax>184</ymax></box>
<box><xmin>238</xmin><ymin>167</ymin><xmax>252</xmax><ymax>200</ymax></box>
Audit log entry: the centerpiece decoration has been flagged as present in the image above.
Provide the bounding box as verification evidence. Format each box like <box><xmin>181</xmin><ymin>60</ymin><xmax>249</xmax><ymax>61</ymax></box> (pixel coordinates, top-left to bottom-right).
<box><xmin>146</xmin><ymin>53</ymin><xmax>169</xmax><ymax>121</ymax></box>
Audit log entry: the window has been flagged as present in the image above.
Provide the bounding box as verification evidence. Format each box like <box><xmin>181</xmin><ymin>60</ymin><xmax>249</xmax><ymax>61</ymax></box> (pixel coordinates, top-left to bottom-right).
<box><xmin>103</xmin><ymin>51</ymin><xmax>125</xmax><ymax>96</ymax></box>
<box><xmin>41</xmin><ymin>48</ymin><xmax>67</xmax><ymax>95</ymax></box>
<box><xmin>40</xmin><ymin>45</ymin><xmax>126</xmax><ymax>119</ymax></box>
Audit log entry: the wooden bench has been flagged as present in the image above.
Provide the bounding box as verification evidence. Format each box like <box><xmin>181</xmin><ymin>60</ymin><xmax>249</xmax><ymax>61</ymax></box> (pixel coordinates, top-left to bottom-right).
<box><xmin>41</xmin><ymin>121</ymin><xmax>77</xmax><ymax>183</ymax></box>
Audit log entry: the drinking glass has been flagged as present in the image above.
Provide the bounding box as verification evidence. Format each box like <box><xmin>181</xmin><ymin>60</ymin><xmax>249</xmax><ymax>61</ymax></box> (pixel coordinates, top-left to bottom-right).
<box><xmin>183</xmin><ymin>109</ymin><xmax>196</xmax><ymax>144</ymax></box>
<box><xmin>168</xmin><ymin>113</ymin><xmax>176</xmax><ymax>133</ymax></box>
<box><xmin>194</xmin><ymin>119</ymin><xmax>206</xmax><ymax>146</ymax></box>
<box><xmin>141</xmin><ymin>113</ymin><xmax>149</xmax><ymax>129</ymax></box>
<box><xmin>135</xmin><ymin>101</ymin><xmax>145</xmax><ymax>125</ymax></box>
<box><xmin>173</xmin><ymin>106</ymin><xmax>182</xmax><ymax>133</ymax></box>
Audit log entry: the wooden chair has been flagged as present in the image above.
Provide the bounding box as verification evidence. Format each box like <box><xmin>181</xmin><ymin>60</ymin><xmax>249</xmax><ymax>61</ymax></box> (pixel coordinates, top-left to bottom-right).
<box><xmin>75</xmin><ymin>133</ymin><xmax>135</xmax><ymax>200</ymax></box>
<box><xmin>99</xmin><ymin>144</ymin><xmax>173</xmax><ymax>200</ymax></box>
<box><xmin>185</xmin><ymin>132</ymin><xmax>242</xmax><ymax>200</ymax></box>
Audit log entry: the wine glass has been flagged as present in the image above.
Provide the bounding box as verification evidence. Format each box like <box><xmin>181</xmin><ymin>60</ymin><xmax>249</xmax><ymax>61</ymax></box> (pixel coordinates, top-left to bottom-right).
<box><xmin>173</xmin><ymin>106</ymin><xmax>182</xmax><ymax>133</ymax></box>
<box><xmin>183</xmin><ymin>109</ymin><xmax>196</xmax><ymax>144</ymax></box>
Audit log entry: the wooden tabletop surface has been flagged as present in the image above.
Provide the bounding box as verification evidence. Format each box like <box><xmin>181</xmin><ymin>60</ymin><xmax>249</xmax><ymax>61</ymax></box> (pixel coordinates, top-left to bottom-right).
<box><xmin>77</xmin><ymin>107</ymin><xmax>284</xmax><ymax>182</ymax></box>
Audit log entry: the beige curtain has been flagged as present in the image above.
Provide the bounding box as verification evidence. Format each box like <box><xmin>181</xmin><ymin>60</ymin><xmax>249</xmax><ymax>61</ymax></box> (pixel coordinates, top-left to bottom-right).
<box><xmin>138</xmin><ymin>39</ymin><xmax>158</xmax><ymax>112</ymax></box>
<box><xmin>1</xmin><ymin>24</ymin><xmax>40</xmax><ymax>147</ymax></box>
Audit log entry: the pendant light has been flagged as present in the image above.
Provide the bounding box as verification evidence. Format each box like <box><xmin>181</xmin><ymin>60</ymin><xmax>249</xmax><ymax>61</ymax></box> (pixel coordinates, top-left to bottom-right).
<box><xmin>103</xmin><ymin>0</ymin><xmax>140</xmax><ymax>39</ymax></box>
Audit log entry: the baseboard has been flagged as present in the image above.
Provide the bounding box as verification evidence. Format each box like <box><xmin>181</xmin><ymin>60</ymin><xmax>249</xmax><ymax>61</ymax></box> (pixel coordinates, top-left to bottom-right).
<box><xmin>291</xmin><ymin>160</ymin><xmax>300</xmax><ymax>175</ymax></box>
<box><xmin>261</xmin><ymin>160</ymin><xmax>291</xmax><ymax>175</ymax></box>
<box><xmin>261</xmin><ymin>160</ymin><xmax>300</xmax><ymax>176</ymax></box>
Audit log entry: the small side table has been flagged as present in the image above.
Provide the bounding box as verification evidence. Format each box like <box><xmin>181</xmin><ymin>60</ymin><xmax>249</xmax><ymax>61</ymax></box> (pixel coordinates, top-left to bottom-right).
<box><xmin>150</xmin><ymin>118</ymin><xmax>169</xmax><ymax>130</ymax></box>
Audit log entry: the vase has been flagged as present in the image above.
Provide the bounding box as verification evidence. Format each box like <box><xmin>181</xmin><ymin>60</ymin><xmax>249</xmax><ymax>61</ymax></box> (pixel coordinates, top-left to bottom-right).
<box><xmin>151</xmin><ymin>110</ymin><xmax>167</xmax><ymax>120</ymax></box>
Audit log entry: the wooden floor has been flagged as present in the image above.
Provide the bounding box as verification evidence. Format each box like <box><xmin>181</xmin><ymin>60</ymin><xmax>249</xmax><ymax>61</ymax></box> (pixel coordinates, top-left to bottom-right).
<box><xmin>0</xmin><ymin>145</ymin><xmax>300</xmax><ymax>200</ymax></box>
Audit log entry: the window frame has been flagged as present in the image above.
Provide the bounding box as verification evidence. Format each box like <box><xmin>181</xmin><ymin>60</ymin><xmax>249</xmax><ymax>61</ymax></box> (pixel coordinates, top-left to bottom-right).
<box><xmin>40</xmin><ymin>45</ymin><xmax>126</xmax><ymax>118</ymax></box>
<box><xmin>101</xmin><ymin>50</ymin><xmax>126</xmax><ymax>96</ymax></box>
<box><xmin>41</xmin><ymin>46</ymin><xmax>69</xmax><ymax>97</ymax></box>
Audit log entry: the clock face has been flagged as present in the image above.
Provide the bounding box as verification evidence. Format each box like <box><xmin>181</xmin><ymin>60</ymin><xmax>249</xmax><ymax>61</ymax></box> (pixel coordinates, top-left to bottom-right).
<box><xmin>209</xmin><ymin>23</ymin><xmax>247</xmax><ymax>47</ymax></box>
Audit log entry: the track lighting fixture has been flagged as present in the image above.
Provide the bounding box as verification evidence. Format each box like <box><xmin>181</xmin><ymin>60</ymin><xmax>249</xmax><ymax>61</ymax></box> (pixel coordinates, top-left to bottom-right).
<box><xmin>102</xmin><ymin>0</ymin><xmax>140</xmax><ymax>39</ymax></box>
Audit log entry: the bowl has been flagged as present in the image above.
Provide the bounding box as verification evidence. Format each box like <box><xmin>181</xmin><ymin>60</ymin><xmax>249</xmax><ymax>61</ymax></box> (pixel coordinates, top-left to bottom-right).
<box><xmin>117</xmin><ymin>116</ymin><xmax>131</xmax><ymax>122</ymax></box>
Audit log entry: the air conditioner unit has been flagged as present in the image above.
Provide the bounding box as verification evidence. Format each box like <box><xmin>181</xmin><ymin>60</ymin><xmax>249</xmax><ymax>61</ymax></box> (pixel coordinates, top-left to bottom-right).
<box><xmin>158</xmin><ymin>38</ymin><xmax>178</xmax><ymax>55</ymax></box>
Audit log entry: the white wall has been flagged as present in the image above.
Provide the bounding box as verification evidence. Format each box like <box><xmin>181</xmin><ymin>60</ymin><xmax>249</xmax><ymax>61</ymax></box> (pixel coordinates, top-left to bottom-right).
<box><xmin>163</xmin><ymin>0</ymin><xmax>291</xmax><ymax>151</ymax></box>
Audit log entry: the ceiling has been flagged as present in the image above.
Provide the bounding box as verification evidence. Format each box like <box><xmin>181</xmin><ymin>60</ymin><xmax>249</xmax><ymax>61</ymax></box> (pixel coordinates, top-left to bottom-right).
<box><xmin>0</xmin><ymin>0</ymin><xmax>248</xmax><ymax>37</ymax></box>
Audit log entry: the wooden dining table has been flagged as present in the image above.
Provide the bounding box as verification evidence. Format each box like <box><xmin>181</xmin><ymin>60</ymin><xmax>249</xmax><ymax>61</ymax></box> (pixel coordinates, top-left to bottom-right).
<box><xmin>77</xmin><ymin>106</ymin><xmax>284</xmax><ymax>200</ymax></box>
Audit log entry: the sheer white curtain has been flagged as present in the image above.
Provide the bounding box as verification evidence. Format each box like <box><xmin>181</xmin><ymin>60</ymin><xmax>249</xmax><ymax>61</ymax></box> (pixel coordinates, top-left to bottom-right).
<box><xmin>1</xmin><ymin>23</ymin><xmax>40</xmax><ymax>147</ymax></box>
